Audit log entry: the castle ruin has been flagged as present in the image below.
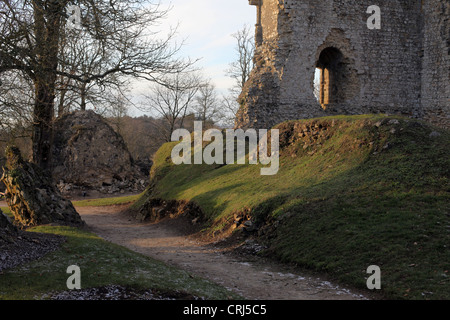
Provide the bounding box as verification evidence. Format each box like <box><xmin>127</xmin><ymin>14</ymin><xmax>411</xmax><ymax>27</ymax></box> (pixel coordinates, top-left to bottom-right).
<box><xmin>236</xmin><ymin>0</ymin><xmax>449</xmax><ymax>129</ymax></box>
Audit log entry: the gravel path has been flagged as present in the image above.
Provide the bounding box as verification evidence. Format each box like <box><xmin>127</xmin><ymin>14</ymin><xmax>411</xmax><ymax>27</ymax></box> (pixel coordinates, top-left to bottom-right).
<box><xmin>76</xmin><ymin>205</ymin><xmax>370</xmax><ymax>300</ymax></box>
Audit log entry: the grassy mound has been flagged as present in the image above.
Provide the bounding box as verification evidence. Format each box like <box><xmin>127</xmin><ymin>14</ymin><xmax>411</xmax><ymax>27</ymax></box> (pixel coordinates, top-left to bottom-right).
<box><xmin>139</xmin><ymin>114</ymin><xmax>450</xmax><ymax>299</ymax></box>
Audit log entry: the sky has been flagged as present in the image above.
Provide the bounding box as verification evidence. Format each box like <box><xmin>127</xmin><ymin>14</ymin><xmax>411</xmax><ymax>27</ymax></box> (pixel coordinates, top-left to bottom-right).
<box><xmin>128</xmin><ymin>0</ymin><xmax>256</xmax><ymax>116</ymax></box>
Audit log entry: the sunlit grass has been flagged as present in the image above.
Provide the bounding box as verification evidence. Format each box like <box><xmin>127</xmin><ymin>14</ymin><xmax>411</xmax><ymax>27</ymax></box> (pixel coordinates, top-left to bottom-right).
<box><xmin>72</xmin><ymin>193</ymin><xmax>144</xmax><ymax>207</ymax></box>
<box><xmin>140</xmin><ymin>115</ymin><xmax>450</xmax><ymax>300</ymax></box>
<box><xmin>1</xmin><ymin>206</ymin><xmax>12</xmax><ymax>219</ymax></box>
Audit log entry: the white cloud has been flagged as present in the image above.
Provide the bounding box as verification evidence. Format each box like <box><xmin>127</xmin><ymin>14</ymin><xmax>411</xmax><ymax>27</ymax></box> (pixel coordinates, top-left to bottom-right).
<box><xmin>162</xmin><ymin>0</ymin><xmax>255</xmax><ymax>76</ymax></box>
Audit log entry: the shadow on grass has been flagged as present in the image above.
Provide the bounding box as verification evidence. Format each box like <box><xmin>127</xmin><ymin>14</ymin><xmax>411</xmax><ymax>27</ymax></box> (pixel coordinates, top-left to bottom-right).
<box><xmin>138</xmin><ymin>115</ymin><xmax>450</xmax><ymax>299</ymax></box>
<box><xmin>1</xmin><ymin>225</ymin><xmax>239</xmax><ymax>300</ymax></box>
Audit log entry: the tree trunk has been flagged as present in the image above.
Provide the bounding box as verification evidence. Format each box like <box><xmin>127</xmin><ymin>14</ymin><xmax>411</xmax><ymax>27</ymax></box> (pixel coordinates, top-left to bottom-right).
<box><xmin>31</xmin><ymin>0</ymin><xmax>65</xmax><ymax>172</ymax></box>
<box><xmin>33</xmin><ymin>79</ymin><xmax>55</xmax><ymax>172</ymax></box>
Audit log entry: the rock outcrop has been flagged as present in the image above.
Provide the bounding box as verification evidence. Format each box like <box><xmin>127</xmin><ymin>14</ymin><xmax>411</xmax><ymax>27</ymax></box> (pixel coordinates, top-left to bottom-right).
<box><xmin>0</xmin><ymin>208</ymin><xmax>17</xmax><ymax>245</ymax></box>
<box><xmin>51</xmin><ymin>110</ymin><xmax>147</xmax><ymax>196</ymax></box>
<box><xmin>1</xmin><ymin>146</ymin><xmax>85</xmax><ymax>228</ymax></box>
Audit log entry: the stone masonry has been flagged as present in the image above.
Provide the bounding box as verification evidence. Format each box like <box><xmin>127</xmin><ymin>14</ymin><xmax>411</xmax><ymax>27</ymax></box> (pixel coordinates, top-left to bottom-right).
<box><xmin>51</xmin><ymin>110</ymin><xmax>146</xmax><ymax>195</ymax></box>
<box><xmin>1</xmin><ymin>146</ymin><xmax>85</xmax><ymax>228</ymax></box>
<box><xmin>236</xmin><ymin>0</ymin><xmax>449</xmax><ymax>129</ymax></box>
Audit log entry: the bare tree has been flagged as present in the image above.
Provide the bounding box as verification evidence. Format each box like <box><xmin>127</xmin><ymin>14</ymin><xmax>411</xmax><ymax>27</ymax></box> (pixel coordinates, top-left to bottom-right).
<box><xmin>105</xmin><ymin>93</ymin><xmax>129</xmax><ymax>137</ymax></box>
<box><xmin>141</xmin><ymin>71</ymin><xmax>201</xmax><ymax>142</ymax></box>
<box><xmin>193</xmin><ymin>80</ymin><xmax>220</xmax><ymax>128</ymax></box>
<box><xmin>222</xmin><ymin>25</ymin><xmax>255</xmax><ymax>128</ymax></box>
<box><xmin>0</xmin><ymin>0</ymin><xmax>190</xmax><ymax>171</ymax></box>
<box><xmin>56</xmin><ymin>17</ymin><xmax>133</xmax><ymax>116</ymax></box>
<box><xmin>0</xmin><ymin>71</ymin><xmax>34</xmax><ymax>136</ymax></box>
<box><xmin>225</xmin><ymin>25</ymin><xmax>255</xmax><ymax>96</ymax></box>
<box><xmin>219</xmin><ymin>95</ymin><xmax>242</xmax><ymax>128</ymax></box>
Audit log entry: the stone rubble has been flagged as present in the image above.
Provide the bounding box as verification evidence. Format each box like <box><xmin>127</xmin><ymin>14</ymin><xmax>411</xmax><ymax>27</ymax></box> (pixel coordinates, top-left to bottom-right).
<box><xmin>51</xmin><ymin>110</ymin><xmax>148</xmax><ymax>197</ymax></box>
<box><xmin>44</xmin><ymin>285</ymin><xmax>202</xmax><ymax>301</ymax></box>
<box><xmin>0</xmin><ymin>208</ymin><xmax>65</xmax><ymax>272</ymax></box>
<box><xmin>1</xmin><ymin>146</ymin><xmax>85</xmax><ymax>228</ymax></box>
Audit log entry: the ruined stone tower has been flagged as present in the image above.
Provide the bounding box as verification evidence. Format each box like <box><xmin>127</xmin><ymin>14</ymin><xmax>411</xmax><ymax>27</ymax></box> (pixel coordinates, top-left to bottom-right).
<box><xmin>236</xmin><ymin>0</ymin><xmax>449</xmax><ymax>129</ymax></box>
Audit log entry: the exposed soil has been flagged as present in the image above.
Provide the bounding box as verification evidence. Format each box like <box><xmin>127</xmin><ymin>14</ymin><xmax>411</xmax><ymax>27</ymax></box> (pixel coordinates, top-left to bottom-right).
<box><xmin>76</xmin><ymin>204</ymin><xmax>374</xmax><ymax>300</ymax></box>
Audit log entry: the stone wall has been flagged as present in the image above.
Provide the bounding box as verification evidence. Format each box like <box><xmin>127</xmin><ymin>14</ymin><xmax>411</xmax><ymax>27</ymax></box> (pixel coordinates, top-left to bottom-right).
<box><xmin>421</xmin><ymin>0</ymin><xmax>450</xmax><ymax>128</ymax></box>
<box><xmin>237</xmin><ymin>0</ymin><xmax>449</xmax><ymax>129</ymax></box>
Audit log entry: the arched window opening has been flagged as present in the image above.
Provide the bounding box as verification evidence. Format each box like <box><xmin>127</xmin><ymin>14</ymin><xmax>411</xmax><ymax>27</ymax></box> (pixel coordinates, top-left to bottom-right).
<box><xmin>315</xmin><ymin>47</ymin><xmax>344</xmax><ymax>109</ymax></box>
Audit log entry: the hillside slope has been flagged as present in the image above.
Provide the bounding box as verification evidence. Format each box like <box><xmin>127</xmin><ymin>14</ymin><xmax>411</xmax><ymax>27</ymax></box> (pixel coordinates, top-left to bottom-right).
<box><xmin>138</xmin><ymin>115</ymin><xmax>450</xmax><ymax>299</ymax></box>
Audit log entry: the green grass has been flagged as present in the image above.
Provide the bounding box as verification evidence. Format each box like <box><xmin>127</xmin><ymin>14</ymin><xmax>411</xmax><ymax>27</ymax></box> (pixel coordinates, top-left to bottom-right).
<box><xmin>2</xmin><ymin>193</ymin><xmax>145</xmax><ymax>219</ymax></box>
<box><xmin>3</xmin><ymin>191</ymin><xmax>144</xmax><ymax>214</ymax></box>
<box><xmin>1</xmin><ymin>192</ymin><xmax>239</xmax><ymax>300</ymax></box>
<box><xmin>0</xmin><ymin>225</ymin><xmax>238</xmax><ymax>300</ymax></box>
<box><xmin>72</xmin><ymin>193</ymin><xmax>144</xmax><ymax>207</ymax></box>
<box><xmin>139</xmin><ymin>114</ymin><xmax>450</xmax><ymax>300</ymax></box>
<box><xmin>1</xmin><ymin>206</ymin><xmax>11</xmax><ymax>217</ymax></box>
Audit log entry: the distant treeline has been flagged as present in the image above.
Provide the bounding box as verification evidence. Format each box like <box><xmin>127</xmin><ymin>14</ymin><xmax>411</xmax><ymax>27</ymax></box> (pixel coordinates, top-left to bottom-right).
<box><xmin>0</xmin><ymin>113</ymin><xmax>213</xmax><ymax>170</ymax></box>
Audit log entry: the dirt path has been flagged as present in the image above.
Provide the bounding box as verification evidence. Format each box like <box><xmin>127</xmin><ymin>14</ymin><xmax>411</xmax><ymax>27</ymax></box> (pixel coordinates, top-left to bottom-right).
<box><xmin>76</xmin><ymin>205</ymin><xmax>370</xmax><ymax>300</ymax></box>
